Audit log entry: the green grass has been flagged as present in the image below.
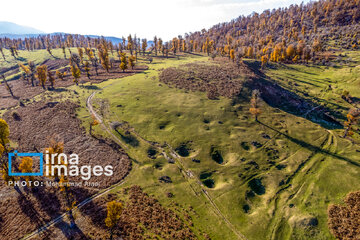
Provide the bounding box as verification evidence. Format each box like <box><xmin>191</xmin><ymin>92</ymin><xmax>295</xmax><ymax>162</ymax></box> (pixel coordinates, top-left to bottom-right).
<box><xmin>0</xmin><ymin>48</ymin><xmax>65</xmax><ymax>69</ymax></box>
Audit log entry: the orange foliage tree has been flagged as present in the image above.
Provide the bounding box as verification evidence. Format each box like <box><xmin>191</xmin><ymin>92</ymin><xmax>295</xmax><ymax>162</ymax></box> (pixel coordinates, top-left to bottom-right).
<box><xmin>249</xmin><ymin>89</ymin><xmax>262</xmax><ymax>121</ymax></box>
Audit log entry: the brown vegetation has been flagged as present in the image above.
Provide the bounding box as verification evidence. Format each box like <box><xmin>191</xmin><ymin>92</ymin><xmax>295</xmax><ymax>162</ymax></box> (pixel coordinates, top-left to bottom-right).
<box><xmin>159</xmin><ymin>60</ymin><xmax>255</xmax><ymax>99</ymax></box>
<box><xmin>43</xmin><ymin>185</ymin><xmax>197</xmax><ymax>240</ymax></box>
<box><xmin>328</xmin><ymin>191</ymin><xmax>360</xmax><ymax>240</ymax></box>
<box><xmin>0</xmin><ymin>100</ymin><xmax>131</xmax><ymax>239</ymax></box>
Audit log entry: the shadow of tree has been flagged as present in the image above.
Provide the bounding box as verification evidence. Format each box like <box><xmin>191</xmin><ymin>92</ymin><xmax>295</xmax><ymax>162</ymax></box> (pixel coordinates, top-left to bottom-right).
<box><xmin>50</xmin><ymin>87</ymin><xmax>68</xmax><ymax>92</ymax></box>
<box><xmin>78</xmin><ymin>199</ymin><xmax>107</xmax><ymax>228</ymax></box>
<box><xmin>114</xmin><ymin>129</ymin><xmax>139</xmax><ymax>147</ymax></box>
<box><xmin>33</xmin><ymin>187</ymin><xmax>62</xmax><ymax>219</ymax></box>
<box><xmin>81</xmin><ymin>85</ymin><xmax>101</xmax><ymax>90</ymax></box>
<box><xmin>53</xmin><ymin>221</ymin><xmax>89</xmax><ymax>240</ymax></box>
<box><xmin>17</xmin><ymin>193</ymin><xmax>46</xmax><ymax>229</ymax></box>
<box><xmin>244</xmin><ymin>61</ymin><xmax>344</xmax><ymax>130</ymax></box>
<box><xmin>259</xmin><ymin>121</ymin><xmax>360</xmax><ymax>167</ymax></box>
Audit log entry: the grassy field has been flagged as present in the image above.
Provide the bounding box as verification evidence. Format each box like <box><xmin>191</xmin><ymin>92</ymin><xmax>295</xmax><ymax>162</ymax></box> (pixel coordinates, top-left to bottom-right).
<box><xmin>85</xmin><ymin>52</ymin><xmax>360</xmax><ymax>239</ymax></box>
<box><xmin>1</xmin><ymin>48</ymin><xmax>359</xmax><ymax>239</ymax></box>
<box><xmin>0</xmin><ymin>48</ymin><xmax>65</xmax><ymax>68</ymax></box>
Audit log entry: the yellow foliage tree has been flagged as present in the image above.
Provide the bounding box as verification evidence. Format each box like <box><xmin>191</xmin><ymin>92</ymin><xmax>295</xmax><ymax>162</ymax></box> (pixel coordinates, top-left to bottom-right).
<box><xmin>89</xmin><ymin>114</ymin><xmax>99</xmax><ymax>136</ymax></box>
<box><xmin>97</xmin><ymin>44</ymin><xmax>110</xmax><ymax>72</ymax></box>
<box><xmin>261</xmin><ymin>55</ymin><xmax>268</xmax><ymax>68</ymax></box>
<box><xmin>286</xmin><ymin>44</ymin><xmax>295</xmax><ymax>59</ymax></box>
<box><xmin>119</xmin><ymin>53</ymin><xmax>128</xmax><ymax>72</ymax></box>
<box><xmin>77</xmin><ymin>47</ymin><xmax>84</xmax><ymax>64</ymax></box>
<box><xmin>0</xmin><ymin>119</ymin><xmax>10</xmax><ymax>150</ymax></box>
<box><xmin>37</xmin><ymin>65</ymin><xmax>48</xmax><ymax>89</ymax></box>
<box><xmin>230</xmin><ymin>49</ymin><xmax>235</xmax><ymax>62</ymax></box>
<box><xmin>47</xmin><ymin>69</ymin><xmax>55</xmax><ymax>89</ymax></box>
<box><xmin>128</xmin><ymin>55</ymin><xmax>136</xmax><ymax>70</ymax></box>
<box><xmin>105</xmin><ymin>201</ymin><xmax>123</xmax><ymax>240</ymax></box>
<box><xmin>70</xmin><ymin>64</ymin><xmax>81</xmax><ymax>85</ymax></box>
<box><xmin>249</xmin><ymin>90</ymin><xmax>261</xmax><ymax>121</ymax></box>
<box><xmin>343</xmin><ymin>108</ymin><xmax>360</xmax><ymax>138</ymax></box>
<box><xmin>56</xmin><ymin>70</ymin><xmax>66</xmax><ymax>81</ymax></box>
<box><xmin>19</xmin><ymin>157</ymin><xmax>34</xmax><ymax>184</ymax></box>
<box><xmin>0</xmin><ymin>119</ymin><xmax>13</xmax><ymax>183</ymax></box>
<box><xmin>247</xmin><ymin>47</ymin><xmax>254</xmax><ymax>58</ymax></box>
<box><xmin>84</xmin><ymin>61</ymin><xmax>91</xmax><ymax>79</ymax></box>
<box><xmin>44</xmin><ymin>139</ymin><xmax>64</xmax><ymax>178</ymax></box>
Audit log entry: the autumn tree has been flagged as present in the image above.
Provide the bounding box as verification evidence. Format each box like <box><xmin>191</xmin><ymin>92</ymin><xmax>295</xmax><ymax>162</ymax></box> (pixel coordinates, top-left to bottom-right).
<box><xmin>261</xmin><ymin>55</ymin><xmax>268</xmax><ymax>69</ymax></box>
<box><xmin>86</xmin><ymin>49</ymin><xmax>99</xmax><ymax>76</ymax></box>
<box><xmin>84</xmin><ymin>61</ymin><xmax>91</xmax><ymax>79</ymax></box>
<box><xmin>0</xmin><ymin>119</ymin><xmax>10</xmax><ymax>154</ymax></box>
<box><xmin>47</xmin><ymin>69</ymin><xmax>55</xmax><ymax>89</ymax></box>
<box><xmin>61</xmin><ymin>44</ymin><xmax>66</xmax><ymax>59</ymax></box>
<box><xmin>171</xmin><ymin>38</ymin><xmax>178</xmax><ymax>55</ymax></box>
<box><xmin>343</xmin><ymin>108</ymin><xmax>360</xmax><ymax>138</ymax></box>
<box><xmin>70</xmin><ymin>63</ymin><xmax>81</xmax><ymax>85</ymax></box>
<box><xmin>19</xmin><ymin>63</ymin><xmax>31</xmax><ymax>83</ymax></box>
<box><xmin>77</xmin><ymin>47</ymin><xmax>84</xmax><ymax>65</ymax></box>
<box><xmin>56</xmin><ymin>70</ymin><xmax>66</xmax><ymax>81</ymax></box>
<box><xmin>312</xmin><ymin>38</ymin><xmax>322</xmax><ymax>52</ymax></box>
<box><xmin>37</xmin><ymin>65</ymin><xmax>48</xmax><ymax>89</ymax></box>
<box><xmin>153</xmin><ymin>36</ymin><xmax>158</xmax><ymax>55</ymax></box>
<box><xmin>97</xmin><ymin>44</ymin><xmax>110</xmax><ymax>72</ymax></box>
<box><xmin>128</xmin><ymin>55</ymin><xmax>136</xmax><ymax>70</ymax></box>
<box><xmin>158</xmin><ymin>38</ymin><xmax>163</xmax><ymax>55</ymax></box>
<box><xmin>127</xmin><ymin>35</ymin><xmax>133</xmax><ymax>55</ymax></box>
<box><xmin>141</xmin><ymin>39</ymin><xmax>147</xmax><ymax>55</ymax></box>
<box><xmin>19</xmin><ymin>157</ymin><xmax>34</xmax><ymax>185</ymax></box>
<box><xmin>105</xmin><ymin>201</ymin><xmax>123</xmax><ymax>240</ymax></box>
<box><xmin>286</xmin><ymin>44</ymin><xmax>295</xmax><ymax>60</ymax></box>
<box><xmin>28</xmin><ymin>61</ymin><xmax>36</xmax><ymax>87</ymax></box>
<box><xmin>247</xmin><ymin>46</ymin><xmax>254</xmax><ymax>58</ymax></box>
<box><xmin>70</xmin><ymin>53</ymin><xmax>81</xmax><ymax>69</ymax></box>
<box><xmin>119</xmin><ymin>53</ymin><xmax>128</xmax><ymax>72</ymax></box>
<box><xmin>1</xmin><ymin>74</ymin><xmax>15</xmax><ymax>98</ymax></box>
<box><xmin>230</xmin><ymin>49</ymin><xmax>235</xmax><ymax>62</ymax></box>
<box><xmin>249</xmin><ymin>89</ymin><xmax>261</xmax><ymax>121</ymax></box>
<box><xmin>46</xmin><ymin>38</ymin><xmax>53</xmax><ymax>56</ymax></box>
<box><xmin>0</xmin><ymin>119</ymin><xmax>14</xmax><ymax>183</ymax></box>
<box><xmin>44</xmin><ymin>139</ymin><xmax>64</xmax><ymax>179</ymax></box>
<box><xmin>89</xmin><ymin>114</ymin><xmax>99</xmax><ymax>136</ymax></box>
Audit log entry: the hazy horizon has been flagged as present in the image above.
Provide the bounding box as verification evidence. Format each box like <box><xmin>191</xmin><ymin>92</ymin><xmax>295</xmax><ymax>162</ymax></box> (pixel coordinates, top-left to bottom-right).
<box><xmin>1</xmin><ymin>0</ymin><xmax>311</xmax><ymax>40</ymax></box>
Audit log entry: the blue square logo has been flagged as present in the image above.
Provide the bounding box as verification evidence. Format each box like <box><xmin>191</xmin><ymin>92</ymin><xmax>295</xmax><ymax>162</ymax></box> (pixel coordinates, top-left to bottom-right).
<box><xmin>8</xmin><ymin>151</ymin><xmax>43</xmax><ymax>176</ymax></box>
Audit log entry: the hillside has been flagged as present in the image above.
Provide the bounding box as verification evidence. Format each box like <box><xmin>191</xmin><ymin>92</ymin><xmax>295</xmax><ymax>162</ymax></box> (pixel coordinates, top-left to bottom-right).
<box><xmin>181</xmin><ymin>0</ymin><xmax>360</xmax><ymax>63</ymax></box>
<box><xmin>0</xmin><ymin>21</ymin><xmax>44</xmax><ymax>35</ymax></box>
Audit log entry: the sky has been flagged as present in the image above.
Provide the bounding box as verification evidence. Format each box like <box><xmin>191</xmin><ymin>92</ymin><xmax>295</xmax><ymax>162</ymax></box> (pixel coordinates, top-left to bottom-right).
<box><xmin>1</xmin><ymin>0</ymin><xmax>311</xmax><ymax>40</ymax></box>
